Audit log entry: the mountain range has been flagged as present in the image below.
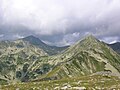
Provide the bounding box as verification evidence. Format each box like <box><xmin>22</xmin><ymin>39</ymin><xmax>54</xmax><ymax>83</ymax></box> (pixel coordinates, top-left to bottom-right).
<box><xmin>0</xmin><ymin>35</ymin><xmax>120</xmax><ymax>89</ymax></box>
<box><xmin>21</xmin><ymin>35</ymin><xmax>120</xmax><ymax>55</ymax></box>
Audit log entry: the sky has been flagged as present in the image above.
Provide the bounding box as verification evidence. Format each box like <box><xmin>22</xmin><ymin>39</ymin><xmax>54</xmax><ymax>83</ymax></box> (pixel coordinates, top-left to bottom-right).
<box><xmin>0</xmin><ymin>0</ymin><xmax>120</xmax><ymax>46</ymax></box>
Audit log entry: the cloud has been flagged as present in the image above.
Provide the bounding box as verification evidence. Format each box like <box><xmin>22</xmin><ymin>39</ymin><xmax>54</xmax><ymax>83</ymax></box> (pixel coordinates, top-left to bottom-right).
<box><xmin>0</xmin><ymin>0</ymin><xmax>120</xmax><ymax>46</ymax></box>
<box><xmin>0</xmin><ymin>34</ymin><xmax>4</xmax><ymax>38</ymax></box>
<box><xmin>101</xmin><ymin>36</ymin><xmax>119</xmax><ymax>44</ymax></box>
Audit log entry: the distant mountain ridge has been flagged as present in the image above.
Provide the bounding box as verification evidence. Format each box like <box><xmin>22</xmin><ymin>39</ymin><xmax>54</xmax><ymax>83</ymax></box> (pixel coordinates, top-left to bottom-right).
<box><xmin>108</xmin><ymin>42</ymin><xmax>120</xmax><ymax>54</ymax></box>
<box><xmin>23</xmin><ymin>35</ymin><xmax>120</xmax><ymax>55</ymax></box>
<box><xmin>22</xmin><ymin>35</ymin><xmax>69</xmax><ymax>55</ymax></box>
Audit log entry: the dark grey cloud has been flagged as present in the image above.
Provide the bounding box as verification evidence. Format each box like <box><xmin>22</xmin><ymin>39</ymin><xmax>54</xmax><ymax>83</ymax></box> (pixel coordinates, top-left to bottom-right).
<box><xmin>0</xmin><ymin>25</ymin><xmax>35</xmax><ymax>40</ymax></box>
<box><xmin>0</xmin><ymin>0</ymin><xmax>120</xmax><ymax>46</ymax></box>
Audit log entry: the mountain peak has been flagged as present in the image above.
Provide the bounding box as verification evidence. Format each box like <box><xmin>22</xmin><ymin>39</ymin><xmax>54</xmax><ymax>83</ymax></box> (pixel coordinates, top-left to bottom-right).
<box><xmin>65</xmin><ymin>35</ymin><xmax>101</xmax><ymax>54</ymax></box>
<box><xmin>22</xmin><ymin>35</ymin><xmax>68</xmax><ymax>55</ymax></box>
<box><xmin>23</xmin><ymin>35</ymin><xmax>39</xmax><ymax>40</ymax></box>
<box><xmin>22</xmin><ymin>35</ymin><xmax>45</xmax><ymax>46</ymax></box>
<box><xmin>83</xmin><ymin>34</ymin><xmax>97</xmax><ymax>40</ymax></box>
<box><xmin>76</xmin><ymin>35</ymin><xmax>98</xmax><ymax>46</ymax></box>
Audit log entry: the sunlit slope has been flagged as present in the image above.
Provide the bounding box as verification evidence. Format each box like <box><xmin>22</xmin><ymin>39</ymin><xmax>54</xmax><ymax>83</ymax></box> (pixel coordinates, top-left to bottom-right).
<box><xmin>43</xmin><ymin>35</ymin><xmax>120</xmax><ymax>79</ymax></box>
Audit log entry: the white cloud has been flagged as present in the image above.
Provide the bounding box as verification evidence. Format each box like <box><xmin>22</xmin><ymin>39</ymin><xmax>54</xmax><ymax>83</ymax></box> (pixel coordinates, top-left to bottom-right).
<box><xmin>1</xmin><ymin>0</ymin><xmax>120</xmax><ymax>34</ymax></box>
<box><xmin>13</xmin><ymin>34</ymin><xmax>24</xmax><ymax>39</ymax></box>
<box><xmin>101</xmin><ymin>36</ymin><xmax>119</xmax><ymax>44</ymax></box>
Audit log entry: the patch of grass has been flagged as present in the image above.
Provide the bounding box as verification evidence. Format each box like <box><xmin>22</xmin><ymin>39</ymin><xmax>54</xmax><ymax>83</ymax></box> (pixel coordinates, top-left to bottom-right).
<box><xmin>1</xmin><ymin>75</ymin><xmax>120</xmax><ymax>90</ymax></box>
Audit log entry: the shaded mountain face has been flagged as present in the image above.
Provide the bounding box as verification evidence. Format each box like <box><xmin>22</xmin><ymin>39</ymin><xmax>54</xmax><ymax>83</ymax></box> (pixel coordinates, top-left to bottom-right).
<box><xmin>108</xmin><ymin>42</ymin><xmax>120</xmax><ymax>54</ymax></box>
<box><xmin>23</xmin><ymin>35</ymin><xmax>69</xmax><ymax>55</ymax></box>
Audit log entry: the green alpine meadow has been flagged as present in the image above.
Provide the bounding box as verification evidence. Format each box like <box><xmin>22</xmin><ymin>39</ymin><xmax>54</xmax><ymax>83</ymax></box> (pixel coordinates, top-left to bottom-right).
<box><xmin>0</xmin><ymin>35</ymin><xmax>120</xmax><ymax>90</ymax></box>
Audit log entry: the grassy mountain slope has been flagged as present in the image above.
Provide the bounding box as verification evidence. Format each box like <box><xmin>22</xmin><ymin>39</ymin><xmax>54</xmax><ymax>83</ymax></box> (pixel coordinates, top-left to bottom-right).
<box><xmin>0</xmin><ymin>36</ymin><xmax>68</xmax><ymax>84</ymax></box>
<box><xmin>42</xmin><ymin>35</ymin><xmax>120</xmax><ymax>80</ymax></box>
<box><xmin>1</xmin><ymin>75</ymin><xmax>120</xmax><ymax>90</ymax></box>
<box><xmin>0</xmin><ymin>39</ymin><xmax>47</xmax><ymax>84</ymax></box>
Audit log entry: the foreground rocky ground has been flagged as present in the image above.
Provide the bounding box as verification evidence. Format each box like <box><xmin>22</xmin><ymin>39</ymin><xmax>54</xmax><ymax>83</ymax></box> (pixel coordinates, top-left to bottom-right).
<box><xmin>1</xmin><ymin>75</ymin><xmax>120</xmax><ymax>90</ymax></box>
